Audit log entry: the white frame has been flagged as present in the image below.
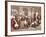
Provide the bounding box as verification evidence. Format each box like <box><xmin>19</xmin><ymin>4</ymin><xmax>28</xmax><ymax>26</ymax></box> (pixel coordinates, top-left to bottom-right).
<box><xmin>7</xmin><ymin>2</ymin><xmax>44</xmax><ymax>35</ymax></box>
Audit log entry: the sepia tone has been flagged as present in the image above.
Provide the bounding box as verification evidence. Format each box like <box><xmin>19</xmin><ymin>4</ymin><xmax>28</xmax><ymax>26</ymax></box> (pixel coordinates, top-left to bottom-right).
<box><xmin>11</xmin><ymin>5</ymin><xmax>41</xmax><ymax>31</ymax></box>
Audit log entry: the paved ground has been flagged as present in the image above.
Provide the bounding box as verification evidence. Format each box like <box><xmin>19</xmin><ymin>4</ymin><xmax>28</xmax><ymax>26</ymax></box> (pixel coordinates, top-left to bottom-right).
<box><xmin>11</xmin><ymin>25</ymin><xmax>41</xmax><ymax>32</ymax></box>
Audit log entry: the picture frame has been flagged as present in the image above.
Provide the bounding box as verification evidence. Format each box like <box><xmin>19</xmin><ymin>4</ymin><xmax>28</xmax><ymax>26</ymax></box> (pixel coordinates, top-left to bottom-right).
<box><xmin>5</xmin><ymin>1</ymin><xmax>45</xmax><ymax>36</ymax></box>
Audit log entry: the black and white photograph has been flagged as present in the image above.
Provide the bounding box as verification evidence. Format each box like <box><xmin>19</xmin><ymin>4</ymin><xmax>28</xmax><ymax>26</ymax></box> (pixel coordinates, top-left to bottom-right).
<box><xmin>11</xmin><ymin>5</ymin><xmax>41</xmax><ymax>31</ymax></box>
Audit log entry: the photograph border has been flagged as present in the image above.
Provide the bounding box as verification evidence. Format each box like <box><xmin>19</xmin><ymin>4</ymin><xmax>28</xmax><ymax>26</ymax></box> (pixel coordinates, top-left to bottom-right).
<box><xmin>5</xmin><ymin>1</ymin><xmax>45</xmax><ymax>36</ymax></box>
